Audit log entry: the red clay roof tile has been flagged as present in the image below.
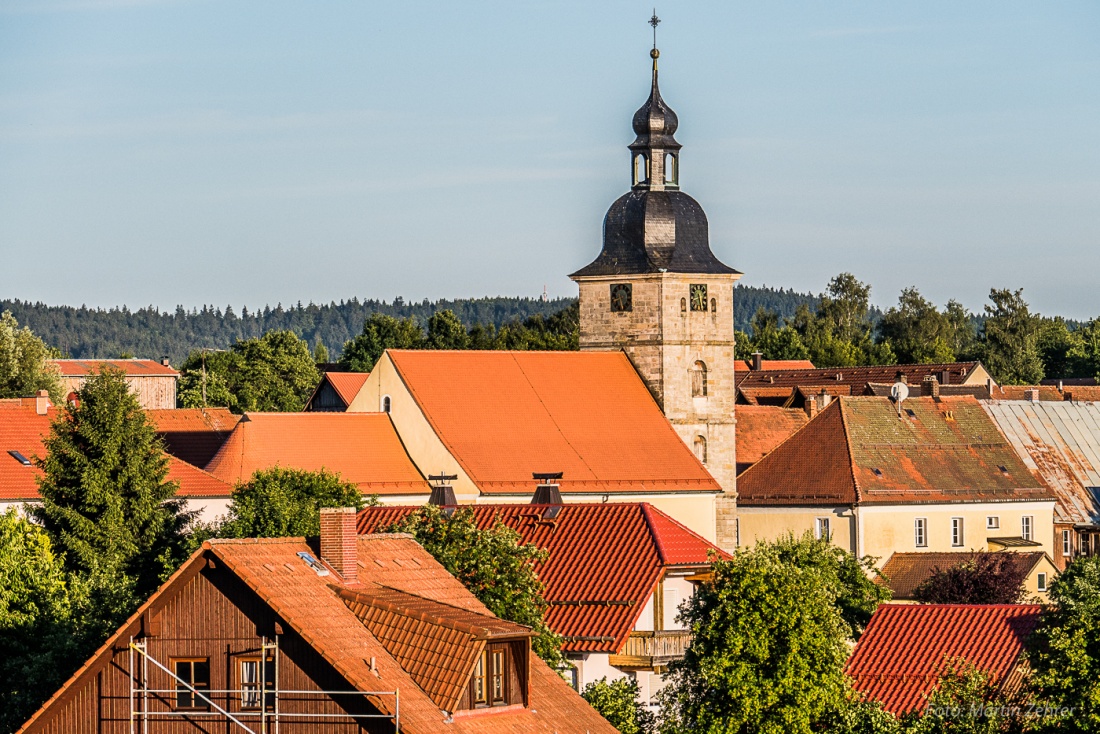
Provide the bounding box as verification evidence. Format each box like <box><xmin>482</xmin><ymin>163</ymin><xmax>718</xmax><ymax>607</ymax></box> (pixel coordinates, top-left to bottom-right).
<box><xmin>735</xmin><ymin>406</ymin><xmax>809</xmax><ymax>472</ymax></box>
<box><xmin>358</xmin><ymin>502</ymin><xmax>728</xmax><ymax>653</ymax></box>
<box><xmin>387</xmin><ymin>350</ymin><xmax>719</xmax><ymax>495</ymax></box>
<box><xmin>847</xmin><ymin>603</ymin><xmax>1041</xmax><ymax>715</ymax></box>
<box><xmin>146</xmin><ymin>407</ymin><xmax>241</xmax><ymax>467</ymax></box>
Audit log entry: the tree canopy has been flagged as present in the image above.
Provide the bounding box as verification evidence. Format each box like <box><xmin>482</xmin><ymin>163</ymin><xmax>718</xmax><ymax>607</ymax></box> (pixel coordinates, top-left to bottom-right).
<box><xmin>0</xmin><ymin>310</ymin><xmax>62</xmax><ymax>402</ymax></box>
<box><xmin>911</xmin><ymin>554</ymin><xmax>1025</xmax><ymax>605</ymax></box>
<box><xmin>581</xmin><ymin>676</ymin><xmax>655</xmax><ymax>734</ymax></box>
<box><xmin>383</xmin><ymin>505</ymin><xmax>563</xmax><ymax>667</ymax></box>
<box><xmin>178</xmin><ymin>330</ymin><xmax>320</xmax><ymax>412</ymax></box>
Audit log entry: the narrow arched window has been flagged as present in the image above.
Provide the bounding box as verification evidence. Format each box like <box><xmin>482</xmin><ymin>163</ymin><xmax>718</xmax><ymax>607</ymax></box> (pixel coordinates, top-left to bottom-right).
<box><xmin>382</xmin><ymin>395</ymin><xmax>391</xmax><ymax>413</ymax></box>
<box><xmin>665</xmin><ymin>153</ymin><xmax>678</xmax><ymax>186</ymax></box>
<box><xmin>633</xmin><ymin>154</ymin><xmax>648</xmax><ymax>186</ymax></box>
<box><xmin>680</xmin><ymin>297</ymin><xmax>687</xmax><ymax>312</ymax></box>
<box><xmin>692</xmin><ymin>361</ymin><xmax>708</xmax><ymax>397</ymax></box>
<box><xmin>694</xmin><ymin>435</ymin><xmax>707</xmax><ymax>464</ymax></box>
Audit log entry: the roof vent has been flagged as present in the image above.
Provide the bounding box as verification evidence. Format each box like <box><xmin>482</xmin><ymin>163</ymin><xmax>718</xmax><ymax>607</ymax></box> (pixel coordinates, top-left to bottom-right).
<box><xmin>532</xmin><ymin>472</ymin><xmax>564</xmax><ymax>505</ymax></box>
<box><xmin>427</xmin><ymin>473</ymin><xmax>458</xmax><ymax>507</ymax></box>
<box><xmin>296</xmin><ymin>551</ymin><xmax>330</xmax><ymax>577</ymax></box>
<box><xmin>7</xmin><ymin>450</ymin><xmax>31</xmax><ymax>466</ymax></box>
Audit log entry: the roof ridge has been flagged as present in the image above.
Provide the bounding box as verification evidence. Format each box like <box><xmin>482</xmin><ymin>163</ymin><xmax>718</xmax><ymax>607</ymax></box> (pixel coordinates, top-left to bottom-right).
<box><xmin>837</xmin><ymin>399</ymin><xmax>862</xmax><ymax>504</ymax></box>
<box><xmin>639</xmin><ymin>504</ymin><xmax>668</xmax><ymax>566</ymax></box>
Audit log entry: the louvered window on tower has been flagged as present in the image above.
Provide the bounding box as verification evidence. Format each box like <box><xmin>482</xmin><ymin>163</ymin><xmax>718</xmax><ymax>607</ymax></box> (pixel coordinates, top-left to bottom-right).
<box><xmin>691</xmin><ymin>361</ymin><xmax>707</xmax><ymax>397</ymax></box>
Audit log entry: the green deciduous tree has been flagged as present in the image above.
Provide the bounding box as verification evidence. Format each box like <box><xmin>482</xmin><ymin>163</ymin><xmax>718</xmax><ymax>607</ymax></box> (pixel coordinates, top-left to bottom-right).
<box><xmin>1027</xmin><ymin>555</ymin><xmax>1100</xmax><ymax>732</ymax></box>
<box><xmin>878</xmin><ymin>288</ymin><xmax>956</xmax><ymax>365</ymax></box>
<box><xmin>0</xmin><ymin>310</ymin><xmax>62</xmax><ymax>402</ymax></box>
<box><xmin>823</xmin><ymin>697</ymin><xmax>902</xmax><ymax>734</ymax></box>
<box><xmin>657</xmin><ymin>550</ymin><xmax>851</xmax><ymax>734</ymax></box>
<box><xmin>1068</xmin><ymin>318</ymin><xmax>1100</xmax><ymax>383</ymax></box>
<box><xmin>426</xmin><ymin>310</ymin><xmax>471</xmax><ymax>350</ymax></box>
<box><xmin>178</xmin><ymin>330</ymin><xmax>320</xmax><ymax>412</ymax></box>
<box><xmin>33</xmin><ymin>368</ymin><xmax>192</xmax><ymax>600</ymax></box>
<box><xmin>908</xmin><ymin>660</ymin><xmax>1022</xmax><ymax>734</ymax></box>
<box><xmin>213</xmin><ymin>467</ymin><xmax>368</xmax><ymax>539</ymax></box>
<box><xmin>759</xmin><ymin>532</ymin><xmax>890</xmax><ymax>637</ymax></box>
<box><xmin>581</xmin><ymin>676</ymin><xmax>655</xmax><ymax>734</ymax></box>
<box><xmin>791</xmin><ymin>274</ymin><xmax>895</xmax><ymax>369</ymax></box>
<box><xmin>384</xmin><ymin>505</ymin><xmax>564</xmax><ymax>667</ymax></box>
<box><xmin>911</xmin><ymin>554</ymin><xmax>1025</xmax><ymax>605</ymax></box>
<box><xmin>744</xmin><ymin>309</ymin><xmax>811</xmax><ymax>361</ymax></box>
<box><xmin>0</xmin><ymin>511</ymin><xmax>86</xmax><ymax>733</ymax></box>
<box><xmin>339</xmin><ymin>314</ymin><xmax>425</xmax><ymax>372</ymax></box>
<box><xmin>979</xmin><ymin>289</ymin><xmax>1044</xmax><ymax>385</ymax></box>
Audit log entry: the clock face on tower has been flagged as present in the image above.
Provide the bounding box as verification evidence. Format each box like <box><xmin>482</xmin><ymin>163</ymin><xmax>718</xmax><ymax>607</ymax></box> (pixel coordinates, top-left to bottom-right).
<box><xmin>610</xmin><ymin>283</ymin><xmax>633</xmax><ymax>312</ymax></box>
<box><xmin>690</xmin><ymin>284</ymin><xmax>708</xmax><ymax>312</ymax></box>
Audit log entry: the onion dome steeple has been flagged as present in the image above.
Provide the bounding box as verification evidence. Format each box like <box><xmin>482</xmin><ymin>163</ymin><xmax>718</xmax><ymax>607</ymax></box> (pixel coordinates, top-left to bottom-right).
<box><xmin>570</xmin><ymin>15</ymin><xmax>739</xmax><ymax>279</ymax></box>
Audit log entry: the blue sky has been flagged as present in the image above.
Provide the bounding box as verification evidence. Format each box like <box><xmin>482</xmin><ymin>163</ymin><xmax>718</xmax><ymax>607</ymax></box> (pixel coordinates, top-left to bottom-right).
<box><xmin>1</xmin><ymin>1</ymin><xmax>1098</xmax><ymax>319</ymax></box>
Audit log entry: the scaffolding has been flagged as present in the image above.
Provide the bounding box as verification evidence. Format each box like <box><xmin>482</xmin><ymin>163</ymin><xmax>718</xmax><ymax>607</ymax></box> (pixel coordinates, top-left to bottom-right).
<box><xmin>128</xmin><ymin>637</ymin><xmax>399</xmax><ymax>733</ymax></box>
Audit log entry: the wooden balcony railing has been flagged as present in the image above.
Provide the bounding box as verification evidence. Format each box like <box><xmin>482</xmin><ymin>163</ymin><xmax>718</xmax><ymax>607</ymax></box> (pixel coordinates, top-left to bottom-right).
<box><xmin>608</xmin><ymin>631</ymin><xmax>691</xmax><ymax>670</ymax></box>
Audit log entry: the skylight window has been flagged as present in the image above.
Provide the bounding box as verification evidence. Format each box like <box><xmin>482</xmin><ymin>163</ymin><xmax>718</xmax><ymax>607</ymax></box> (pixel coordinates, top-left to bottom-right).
<box><xmin>905</xmin><ymin>409</ymin><xmax>916</xmax><ymax>418</ymax></box>
<box><xmin>998</xmin><ymin>465</ymin><xmax>1010</xmax><ymax>474</ymax></box>
<box><xmin>872</xmin><ymin>468</ymin><xmax>883</xmax><ymax>477</ymax></box>
<box><xmin>7</xmin><ymin>450</ymin><xmax>31</xmax><ymax>466</ymax></box>
<box><xmin>296</xmin><ymin>551</ymin><xmax>329</xmax><ymax>577</ymax></box>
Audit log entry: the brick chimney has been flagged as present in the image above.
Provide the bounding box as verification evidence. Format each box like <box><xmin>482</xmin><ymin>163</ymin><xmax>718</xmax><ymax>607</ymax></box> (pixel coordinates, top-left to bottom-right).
<box><xmin>319</xmin><ymin>507</ymin><xmax>358</xmax><ymax>583</ymax></box>
<box><xmin>34</xmin><ymin>390</ymin><xmax>51</xmax><ymax>415</ymax></box>
<box><xmin>921</xmin><ymin>376</ymin><xmax>940</xmax><ymax>398</ymax></box>
<box><xmin>805</xmin><ymin>393</ymin><xmax>819</xmax><ymax>419</ymax></box>
<box><xmin>160</xmin><ymin>356</ymin><xmax>171</xmax><ymax>366</ymax></box>
<box><xmin>1027</xmin><ymin>388</ymin><xmax>1040</xmax><ymax>403</ymax></box>
<box><xmin>750</xmin><ymin>352</ymin><xmax>763</xmax><ymax>371</ymax></box>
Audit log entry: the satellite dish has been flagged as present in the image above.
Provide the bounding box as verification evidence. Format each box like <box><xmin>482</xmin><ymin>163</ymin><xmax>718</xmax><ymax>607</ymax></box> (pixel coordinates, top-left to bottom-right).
<box><xmin>890</xmin><ymin>382</ymin><xmax>910</xmax><ymax>403</ymax></box>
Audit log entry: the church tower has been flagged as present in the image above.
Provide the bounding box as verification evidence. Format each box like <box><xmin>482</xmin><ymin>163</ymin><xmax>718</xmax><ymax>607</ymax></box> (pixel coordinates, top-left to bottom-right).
<box><xmin>570</xmin><ymin>35</ymin><xmax>741</xmax><ymax>549</ymax></box>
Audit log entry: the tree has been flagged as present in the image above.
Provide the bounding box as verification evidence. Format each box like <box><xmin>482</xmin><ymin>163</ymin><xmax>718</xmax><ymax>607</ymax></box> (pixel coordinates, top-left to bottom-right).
<box><xmin>979</xmin><ymin>289</ymin><xmax>1044</xmax><ymax>385</ymax></box>
<box><xmin>1068</xmin><ymin>318</ymin><xmax>1100</xmax><ymax>382</ymax></box>
<box><xmin>791</xmin><ymin>274</ymin><xmax>895</xmax><ymax>369</ymax></box>
<box><xmin>338</xmin><ymin>314</ymin><xmax>425</xmax><ymax>372</ymax></box>
<box><xmin>823</xmin><ymin>697</ymin><xmax>902</xmax><ymax>734</ymax></box>
<box><xmin>944</xmin><ymin>300</ymin><xmax>979</xmax><ymax>362</ymax></box>
<box><xmin>0</xmin><ymin>310</ymin><xmax>62</xmax><ymax>402</ymax></box>
<box><xmin>1027</xmin><ymin>555</ymin><xmax>1100</xmax><ymax>731</ymax></box>
<box><xmin>908</xmin><ymin>659</ymin><xmax>1022</xmax><ymax>734</ymax></box>
<box><xmin>759</xmin><ymin>532</ymin><xmax>890</xmax><ymax>637</ymax></box>
<box><xmin>0</xmin><ymin>511</ymin><xmax>85</xmax><ymax>733</ymax></box>
<box><xmin>581</xmin><ymin>677</ymin><xmax>655</xmax><ymax>734</ymax></box>
<box><xmin>33</xmin><ymin>368</ymin><xmax>192</xmax><ymax>599</ymax></box>
<box><xmin>313</xmin><ymin>341</ymin><xmax>329</xmax><ymax>364</ymax></box>
<box><xmin>214</xmin><ymin>468</ymin><xmax>368</xmax><ymax>539</ymax></box>
<box><xmin>178</xmin><ymin>330</ymin><xmax>320</xmax><ymax>412</ymax></box>
<box><xmin>745</xmin><ymin>309</ymin><xmax>811</xmax><ymax>361</ymax></box>
<box><xmin>384</xmin><ymin>505</ymin><xmax>564</xmax><ymax>667</ymax></box>
<box><xmin>1036</xmin><ymin>318</ymin><xmax>1082</xmax><ymax>382</ymax></box>
<box><xmin>426</xmin><ymin>310</ymin><xmax>471</xmax><ymax>350</ymax></box>
<box><xmin>911</xmin><ymin>554</ymin><xmax>1025</xmax><ymax>605</ymax></box>
<box><xmin>657</xmin><ymin>550</ymin><xmax>851</xmax><ymax>734</ymax></box>
<box><xmin>878</xmin><ymin>288</ymin><xmax>955</xmax><ymax>365</ymax></box>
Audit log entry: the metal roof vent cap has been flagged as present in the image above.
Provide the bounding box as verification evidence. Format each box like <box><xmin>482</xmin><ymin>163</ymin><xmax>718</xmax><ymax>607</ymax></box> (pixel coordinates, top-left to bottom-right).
<box><xmin>532</xmin><ymin>472</ymin><xmax>564</xmax><ymax>505</ymax></box>
<box><xmin>427</xmin><ymin>473</ymin><xmax>458</xmax><ymax>507</ymax></box>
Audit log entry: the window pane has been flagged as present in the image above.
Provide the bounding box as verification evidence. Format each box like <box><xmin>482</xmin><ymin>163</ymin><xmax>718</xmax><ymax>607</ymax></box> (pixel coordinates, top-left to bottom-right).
<box><xmin>491</xmin><ymin>650</ymin><xmax>505</xmax><ymax>702</ymax></box>
<box><xmin>175</xmin><ymin>662</ymin><xmax>192</xmax><ymax>709</ymax></box>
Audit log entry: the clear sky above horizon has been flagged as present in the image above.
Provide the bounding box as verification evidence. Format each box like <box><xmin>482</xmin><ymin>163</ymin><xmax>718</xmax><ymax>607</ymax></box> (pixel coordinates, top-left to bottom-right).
<box><xmin>1</xmin><ymin>1</ymin><xmax>1098</xmax><ymax>319</ymax></box>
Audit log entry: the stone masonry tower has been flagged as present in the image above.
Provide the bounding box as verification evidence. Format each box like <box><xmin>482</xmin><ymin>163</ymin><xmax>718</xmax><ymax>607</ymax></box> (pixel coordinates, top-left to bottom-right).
<box><xmin>570</xmin><ymin>40</ymin><xmax>742</xmax><ymax>549</ymax></box>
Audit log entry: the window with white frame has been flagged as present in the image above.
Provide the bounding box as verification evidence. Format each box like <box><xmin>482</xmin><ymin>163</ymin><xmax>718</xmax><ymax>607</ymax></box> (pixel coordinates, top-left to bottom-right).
<box><xmin>987</xmin><ymin>516</ymin><xmax>1000</xmax><ymax>530</ymax></box>
<box><xmin>1063</xmin><ymin>529</ymin><xmax>1072</xmax><ymax>558</ymax></box>
<box><xmin>1022</xmin><ymin>516</ymin><xmax>1034</xmax><ymax>541</ymax></box>
<box><xmin>1037</xmin><ymin>573</ymin><xmax>1048</xmax><ymax>593</ymax></box>
<box><xmin>951</xmin><ymin>517</ymin><xmax>964</xmax><ymax>547</ymax></box>
<box><xmin>914</xmin><ymin>518</ymin><xmax>928</xmax><ymax>548</ymax></box>
<box><xmin>815</xmin><ymin>517</ymin><xmax>830</xmax><ymax>541</ymax></box>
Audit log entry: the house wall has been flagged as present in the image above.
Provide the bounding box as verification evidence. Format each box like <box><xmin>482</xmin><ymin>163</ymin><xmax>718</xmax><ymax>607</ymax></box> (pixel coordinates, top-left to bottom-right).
<box><xmin>736</xmin><ymin>506</ymin><xmax>855</xmax><ymax>553</ymax></box>
<box><xmin>1021</xmin><ymin>555</ymin><xmax>1060</xmax><ymax>601</ymax></box>
<box><xmin>60</xmin><ymin>374</ymin><xmax>177</xmax><ymax>411</ymax></box>
<box><xmin>21</xmin><ymin>563</ymin><xmax>384</xmax><ymax>734</ymax></box>
<box><xmin>858</xmin><ymin>501</ymin><xmax>1056</xmax><ymax>564</ymax></box>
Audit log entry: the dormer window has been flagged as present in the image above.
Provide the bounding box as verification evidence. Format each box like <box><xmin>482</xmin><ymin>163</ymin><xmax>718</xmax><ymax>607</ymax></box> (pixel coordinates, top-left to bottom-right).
<box><xmin>470</xmin><ymin>644</ymin><xmax>510</xmax><ymax>707</ymax></box>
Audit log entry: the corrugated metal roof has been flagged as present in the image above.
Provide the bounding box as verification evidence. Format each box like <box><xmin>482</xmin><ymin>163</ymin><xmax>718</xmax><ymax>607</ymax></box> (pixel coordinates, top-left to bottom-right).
<box><xmin>981</xmin><ymin>400</ymin><xmax>1100</xmax><ymax>524</ymax></box>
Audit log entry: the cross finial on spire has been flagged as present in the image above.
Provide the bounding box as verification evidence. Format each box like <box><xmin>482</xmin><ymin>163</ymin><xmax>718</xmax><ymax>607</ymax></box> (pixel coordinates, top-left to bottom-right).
<box><xmin>649</xmin><ymin>10</ymin><xmax>661</xmax><ymax>72</ymax></box>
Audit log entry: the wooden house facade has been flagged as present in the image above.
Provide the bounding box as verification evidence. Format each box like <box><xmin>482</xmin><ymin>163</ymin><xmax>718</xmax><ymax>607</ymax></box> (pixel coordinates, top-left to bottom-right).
<box><xmin>17</xmin><ymin>511</ymin><xmax>615</xmax><ymax>734</ymax></box>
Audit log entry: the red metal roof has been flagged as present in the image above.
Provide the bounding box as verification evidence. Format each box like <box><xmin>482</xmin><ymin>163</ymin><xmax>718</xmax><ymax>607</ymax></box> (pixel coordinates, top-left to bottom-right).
<box><xmin>737</xmin><ymin>396</ymin><xmax>1053</xmax><ymax>506</ymax></box>
<box><xmin>386</xmin><ymin>350</ymin><xmax>719</xmax><ymax>495</ymax></box>
<box><xmin>204</xmin><ymin>412</ymin><xmax>429</xmax><ymax>494</ymax></box>
<box><xmin>847</xmin><ymin>603</ymin><xmax>1041</xmax><ymax>714</ymax></box>
<box><xmin>358</xmin><ymin>502</ymin><xmax>728</xmax><ymax>653</ymax></box>
<box><xmin>49</xmin><ymin>359</ymin><xmax>179</xmax><ymax>377</ymax></box>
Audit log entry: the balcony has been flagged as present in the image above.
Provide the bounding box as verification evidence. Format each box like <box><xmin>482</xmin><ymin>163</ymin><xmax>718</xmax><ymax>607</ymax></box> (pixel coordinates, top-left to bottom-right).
<box><xmin>607</xmin><ymin>630</ymin><xmax>691</xmax><ymax>671</ymax></box>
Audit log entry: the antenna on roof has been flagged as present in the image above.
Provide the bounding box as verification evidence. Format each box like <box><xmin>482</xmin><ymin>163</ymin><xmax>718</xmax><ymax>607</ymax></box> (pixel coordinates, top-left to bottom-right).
<box><xmin>889</xmin><ymin>380</ymin><xmax>910</xmax><ymax>418</ymax></box>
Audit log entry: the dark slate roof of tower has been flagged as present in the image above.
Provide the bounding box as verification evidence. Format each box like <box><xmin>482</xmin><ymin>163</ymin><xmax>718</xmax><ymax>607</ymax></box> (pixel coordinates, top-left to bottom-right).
<box><xmin>571</xmin><ymin>52</ymin><xmax>738</xmax><ymax>279</ymax></box>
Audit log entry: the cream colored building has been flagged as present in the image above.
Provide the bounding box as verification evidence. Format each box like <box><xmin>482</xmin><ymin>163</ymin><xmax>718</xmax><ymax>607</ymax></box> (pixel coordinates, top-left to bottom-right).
<box><xmin>737</xmin><ymin>395</ymin><xmax>1057</xmax><ymax>565</ymax></box>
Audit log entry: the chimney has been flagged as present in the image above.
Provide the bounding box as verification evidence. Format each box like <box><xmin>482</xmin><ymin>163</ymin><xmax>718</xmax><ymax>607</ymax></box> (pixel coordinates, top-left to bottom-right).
<box><xmin>750</xmin><ymin>352</ymin><xmax>763</xmax><ymax>371</ymax></box>
<box><xmin>1027</xmin><ymin>388</ymin><xmax>1040</xmax><ymax>403</ymax></box>
<box><xmin>34</xmin><ymin>389</ymin><xmax>50</xmax><ymax>416</ymax></box>
<box><xmin>986</xmin><ymin>378</ymin><xmax>995</xmax><ymax>399</ymax></box>
<box><xmin>921</xmin><ymin>376</ymin><xmax>940</xmax><ymax>398</ymax></box>
<box><xmin>805</xmin><ymin>393</ymin><xmax>819</xmax><ymax>419</ymax></box>
<box><xmin>819</xmin><ymin>389</ymin><xmax>832</xmax><ymax>409</ymax></box>
<box><xmin>896</xmin><ymin>371</ymin><xmax>908</xmax><ymax>385</ymax></box>
<box><xmin>940</xmin><ymin>370</ymin><xmax>950</xmax><ymax>385</ymax></box>
<box><xmin>160</xmin><ymin>356</ymin><xmax>171</xmax><ymax>367</ymax></box>
<box><xmin>427</xmin><ymin>473</ymin><xmax>458</xmax><ymax>506</ymax></box>
<box><xmin>531</xmin><ymin>472</ymin><xmax>564</xmax><ymax>505</ymax></box>
<box><xmin>319</xmin><ymin>507</ymin><xmax>357</xmax><ymax>583</ymax></box>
